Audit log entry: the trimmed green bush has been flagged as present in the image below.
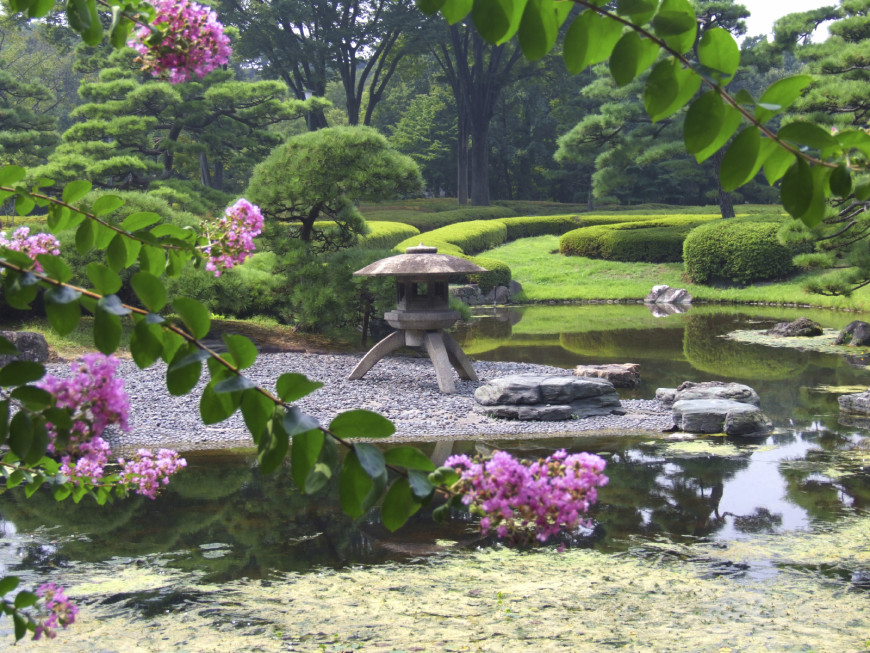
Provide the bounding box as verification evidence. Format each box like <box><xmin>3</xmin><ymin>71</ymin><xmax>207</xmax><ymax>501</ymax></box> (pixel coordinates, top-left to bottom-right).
<box><xmin>500</xmin><ymin>215</ymin><xmax>585</xmax><ymax>240</ymax></box>
<box><xmin>467</xmin><ymin>256</ymin><xmax>512</xmax><ymax>293</ymax></box>
<box><xmin>359</xmin><ymin>221</ymin><xmax>420</xmax><ymax>250</ymax></box>
<box><xmin>393</xmin><ymin>219</ymin><xmax>508</xmax><ymax>255</ymax></box>
<box><xmin>365</xmin><ymin>205</ymin><xmax>517</xmax><ymax>231</ymax></box>
<box><xmin>683</xmin><ymin>216</ymin><xmax>806</xmax><ymax>285</ymax></box>
<box><xmin>559</xmin><ymin>215</ymin><xmax>717</xmax><ymax>262</ymax></box>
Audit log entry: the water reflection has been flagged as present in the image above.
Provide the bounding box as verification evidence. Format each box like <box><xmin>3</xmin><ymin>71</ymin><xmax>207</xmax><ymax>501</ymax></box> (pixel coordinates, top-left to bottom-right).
<box><xmin>1</xmin><ymin>427</ymin><xmax>866</xmax><ymax>582</ymax></box>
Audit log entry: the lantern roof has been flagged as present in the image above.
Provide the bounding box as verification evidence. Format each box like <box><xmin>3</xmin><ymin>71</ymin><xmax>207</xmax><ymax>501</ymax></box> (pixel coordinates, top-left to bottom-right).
<box><xmin>353</xmin><ymin>244</ymin><xmax>488</xmax><ymax>277</ymax></box>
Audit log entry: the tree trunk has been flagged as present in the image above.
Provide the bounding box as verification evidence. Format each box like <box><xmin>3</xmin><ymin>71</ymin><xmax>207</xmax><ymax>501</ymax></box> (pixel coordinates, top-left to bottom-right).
<box><xmin>470</xmin><ymin>122</ymin><xmax>489</xmax><ymax>206</ymax></box>
<box><xmin>199</xmin><ymin>152</ymin><xmax>211</xmax><ymax>187</ymax></box>
<box><xmin>213</xmin><ymin>159</ymin><xmax>224</xmax><ymax>191</ymax></box>
<box><xmin>713</xmin><ymin>149</ymin><xmax>735</xmax><ymax>218</ymax></box>
<box><xmin>457</xmin><ymin>116</ymin><xmax>469</xmax><ymax>205</ymax></box>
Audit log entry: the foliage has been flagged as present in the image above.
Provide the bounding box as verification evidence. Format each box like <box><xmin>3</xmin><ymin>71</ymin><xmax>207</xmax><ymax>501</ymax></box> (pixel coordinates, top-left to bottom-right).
<box><xmin>500</xmin><ymin>215</ymin><xmax>586</xmax><ymax>240</ymax></box>
<box><xmin>683</xmin><ymin>215</ymin><xmax>808</xmax><ymax>285</ymax></box>
<box><xmin>358</xmin><ymin>221</ymin><xmax>421</xmax><ymax>250</ymax></box>
<box><xmin>246</xmin><ymin>125</ymin><xmax>422</xmax><ymax>250</ymax></box>
<box><xmin>362</xmin><ymin>204</ymin><xmax>517</xmax><ymax>231</ymax></box>
<box><xmin>465</xmin><ymin>256</ymin><xmax>512</xmax><ymax>293</ymax></box>
<box><xmin>559</xmin><ymin>215</ymin><xmax>717</xmax><ymax>262</ymax></box>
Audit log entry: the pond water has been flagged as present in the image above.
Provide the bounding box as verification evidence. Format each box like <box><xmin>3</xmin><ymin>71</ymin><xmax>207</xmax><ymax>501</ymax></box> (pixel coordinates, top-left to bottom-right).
<box><xmin>2</xmin><ymin>304</ymin><xmax>869</xmax><ymax>651</ymax></box>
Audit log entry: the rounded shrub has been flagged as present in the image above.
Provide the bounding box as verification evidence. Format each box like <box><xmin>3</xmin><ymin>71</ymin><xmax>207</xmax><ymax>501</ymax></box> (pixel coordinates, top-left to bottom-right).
<box><xmin>467</xmin><ymin>256</ymin><xmax>511</xmax><ymax>293</ymax></box>
<box><xmin>359</xmin><ymin>221</ymin><xmax>420</xmax><ymax>250</ymax></box>
<box><xmin>683</xmin><ymin>217</ymin><xmax>804</xmax><ymax>285</ymax></box>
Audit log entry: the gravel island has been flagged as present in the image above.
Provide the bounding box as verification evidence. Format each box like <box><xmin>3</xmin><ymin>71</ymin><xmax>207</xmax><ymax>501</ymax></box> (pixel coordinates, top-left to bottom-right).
<box><xmin>96</xmin><ymin>353</ymin><xmax>674</xmax><ymax>452</ymax></box>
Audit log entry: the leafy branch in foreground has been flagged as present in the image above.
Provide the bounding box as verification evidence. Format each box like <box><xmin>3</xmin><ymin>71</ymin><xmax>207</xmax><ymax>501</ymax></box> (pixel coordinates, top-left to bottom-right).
<box><xmin>418</xmin><ymin>0</ymin><xmax>870</xmax><ymax>229</ymax></box>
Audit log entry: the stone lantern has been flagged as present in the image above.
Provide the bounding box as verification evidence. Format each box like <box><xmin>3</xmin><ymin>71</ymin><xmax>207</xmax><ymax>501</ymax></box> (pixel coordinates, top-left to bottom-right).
<box><xmin>348</xmin><ymin>244</ymin><xmax>488</xmax><ymax>393</ymax></box>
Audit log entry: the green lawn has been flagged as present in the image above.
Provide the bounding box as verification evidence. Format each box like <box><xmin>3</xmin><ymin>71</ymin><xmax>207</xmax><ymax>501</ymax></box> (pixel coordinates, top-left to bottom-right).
<box><xmin>487</xmin><ymin>235</ymin><xmax>870</xmax><ymax>311</ymax></box>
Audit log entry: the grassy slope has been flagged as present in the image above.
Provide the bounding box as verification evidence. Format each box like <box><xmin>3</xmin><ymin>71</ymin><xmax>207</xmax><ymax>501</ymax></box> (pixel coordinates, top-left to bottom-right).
<box><xmin>488</xmin><ymin>235</ymin><xmax>870</xmax><ymax>311</ymax></box>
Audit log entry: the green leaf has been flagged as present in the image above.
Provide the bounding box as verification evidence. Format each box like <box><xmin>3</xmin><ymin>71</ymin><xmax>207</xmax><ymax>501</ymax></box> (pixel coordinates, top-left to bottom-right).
<box><xmin>241</xmin><ymin>389</ymin><xmax>273</xmax><ymax>442</ymax></box>
<box><xmin>799</xmin><ymin>165</ymin><xmax>831</xmax><ymax>228</ymax></box>
<box><xmin>87</xmin><ymin>262</ymin><xmax>122</xmax><ymax>295</ymax></box>
<box><xmin>830</xmin><ymin>165</ymin><xmax>852</xmax><ymax>197</ymax></box>
<box><xmin>764</xmin><ymin>145</ymin><xmax>796</xmax><ymax>185</ymax></box>
<box><xmin>651</xmin><ymin>0</ymin><xmax>697</xmax><ymax>54</ymax></box>
<box><xmin>777</xmin><ymin>121</ymin><xmax>839</xmax><ymax>150</ymax></box>
<box><xmin>160</xmin><ymin>330</ymin><xmax>185</xmax><ymax>364</ymax></box>
<box><xmin>45</xmin><ymin>287</ymin><xmax>82</xmax><ymax>336</ymax></box>
<box><xmin>697</xmin><ymin>27</ymin><xmax>740</xmax><ymax>84</ymax></box>
<box><xmin>173</xmin><ymin>298</ymin><xmax>210</xmax><ymax>339</ymax></box>
<box><xmin>694</xmin><ymin>104</ymin><xmax>742</xmax><ymax>163</ymax></box>
<box><xmin>131</xmin><ymin>271</ymin><xmax>167</xmax><ymax>312</ymax></box>
<box><xmin>0</xmin><ymin>361</ymin><xmax>45</xmax><ymax>386</ymax></box>
<box><xmin>383</xmin><ymin>446</ymin><xmax>436</xmax><ymax>471</ymax></box>
<box><xmin>563</xmin><ymin>10</ymin><xmax>623</xmax><ymax>74</ymax></box>
<box><xmin>93</xmin><ymin>222</ymin><xmax>116</xmax><ymax>250</ymax></box>
<box><xmin>0</xmin><ymin>166</ymin><xmax>25</xmax><ymax>186</ymax></box>
<box><xmin>15</xmin><ymin>192</ymin><xmax>35</xmax><ymax>216</ymax></box>
<box><xmin>8</xmin><ymin>411</ymin><xmax>33</xmax><ymax>459</ymax></box>
<box><xmin>719</xmin><ymin>127</ymin><xmax>762</xmax><ymax>191</ymax></box>
<box><xmin>275</xmin><ymin>372</ymin><xmax>324</xmax><ymax>403</ymax></box>
<box><xmin>616</xmin><ymin>0</ymin><xmax>657</xmax><ymax>23</ymax></box>
<box><xmin>780</xmin><ymin>156</ymin><xmax>813</xmax><ymax>219</ymax></box>
<box><xmin>643</xmin><ymin>59</ymin><xmax>700</xmax><ymax>122</ymax></box>
<box><xmin>130</xmin><ymin>320</ymin><xmax>163</xmax><ymax>368</ymax></box>
<box><xmin>24</xmin><ymin>422</ymin><xmax>48</xmax><ymax>465</ymax></box>
<box><xmin>408</xmin><ymin>469</ymin><xmax>435</xmax><ymax>500</ymax></box>
<box><xmin>53</xmin><ymin>484</ymin><xmax>72</xmax><ymax>501</ymax></box>
<box><xmin>0</xmin><ymin>335</ymin><xmax>17</xmax><ymax>356</ymax></box>
<box><xmin>222</xmin><ymin>334</ymin><xmax>257</xmax><ymax>369</ymax></box>
<box><xmin>339</xmin><ymin>450</ymin><xmax>374</xmax><ymax>518</ymax></box>
<box><xmin>517</xmin><ymin>0</ymin><xmax>557</xmax><ymax>61</ymax></box>
<box><xmin>0</xmin><ymin>576</ymin><xmax>19</xmax><ymax>596</ymax></box>
<box><xmin>354</xmin><ymin>443</ymin><xmax>386</xmax><ymax>479</ymax></box>
<box><xmin>106</xmin><ymin>233</ymin><xmax>128</xmax><ymax>272</ymax></box>
<box><xmin>0</xmin><ymin>400</ymin><xmax>8</xmax><ymax>446</ymax></box>
<box><xmin>440</xmin><ymin>0</ymin><xmax>472</xmax><ymax>24</ymax></box>
<box><xmin>62</xmin><ymin>180</ymin><xmax>92</xmax><ymax>204</ymax></box>
<box><xmin>94</xmin><ymin>307</ymin><xmax>122</xmax><ymax>354</ymax></box>
<box><xmin>471</xmin><ymin>0</ymin><xmax>516</xmax><ymax>44</ymax></box>
<box><xmin>139</xmin><ymin>246</ymin><xmax>165</xmax><ymax>277</ymax></box>
<box><xmin>258</xmin><ymin>416</ymin><xmax>289</xmax><ymax>474</ymax></box>
<box><xmin>14</xmin><ymin>590</ymin><xmax>37</xmax><ymax>609</ymax></box>
<box><xmin>304</xmin><ymin>461</ymin><xmax>333</xmax><ymax>494</ymax></box>
<box><xmin>416</xmin><ymin>0</ymin><xmax>446</xmax><ymax>15</ymax></box>
<box><xmin>9</xmin><ymin>386</ymin><xmax>52</xmax><ymax>410</ymax></box>
<box><xmin>34</xmin><ymin>255</ymin><xmax>71</xmax><ymax>284</ymax></box>
<box><xmin>167</xmin><ymin>348</ymin><xmax>203</xmax><ymax>396</ymax></box>
<box><xmin>609</xmin><ymin>31</ymin><xmax>659</xmax><ymax>87</ymax></box>
<box><xmin>683</xmin><ymin>91</ymin><xmax>726</xmax><ymax>154</ymax></box>
<box><xmin>213</xmin><ymin>374</ymin><xmax>255</xmax><ymax>394</ymax></box>
<box><xmin>92</xmin><ymin>194</ymin><xmax>125</xmax><ymax>216</ymax></box>
<box><xmin>98</xmin><ymin>294</ymin><xmax>131</xmax><ymax>316</ymax></box>
<box><xmin>121</xmin><ymin>211</ymin><xmax>162</xmax><ymax>232</ymax></box>
<box><xmin>329</xmin><ymin>409</ymin><xmax>395</xmax><ymax>439</ymax></box>
<box><xmin>429</xmin><ymin>466</ymin><xmax>461</xmax><ymax>486</ymax></box>
<box><xmin>282</xmin><ymin>406</ymin><xmax>319</xmax><ymax>437</ymax></box>
<box><xmin>75</xmin><ymin>219</ymin><xmax>94</xmax><ymax>254</ymax></box>
<box><xmin>200</xmin><ymin>381</ymin><xmax>239</xmax><ymax>424</ymax></box>
<box><xmin>291</xmin><ymin>428</ymin><xmax>324</xmax><ymax>490</ymax></box>
<box><xmin>381</xmin><ymin>478</ymin><xmax>422</xmax><ymax>532</ymax></box>
<box><xmin>755</xmin><ymin>75</ymin><xmax>813</xmax><ymax>123</ymax></box>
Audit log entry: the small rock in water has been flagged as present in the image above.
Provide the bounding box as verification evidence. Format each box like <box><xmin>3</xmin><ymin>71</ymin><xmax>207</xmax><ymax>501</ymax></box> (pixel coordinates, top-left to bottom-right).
<box><xmin>766</xmin><ymin>317</ymin><xmax>823</xmax><ymax>338</ymax></box>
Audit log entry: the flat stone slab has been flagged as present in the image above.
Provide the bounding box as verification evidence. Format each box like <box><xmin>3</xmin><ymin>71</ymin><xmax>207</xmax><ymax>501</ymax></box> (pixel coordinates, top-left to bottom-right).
<box><xmin>474</xmin><ymin>374</ymin><xmax>617</xmax><ymax>406</ymax></box>
<box><xmin>838</xmin><ymin>390</ymin><xmax>870</xmax><ymax>415</ymax></box>
<box><xmin>672</xmin><ymin>399</ymin><xmax>772</xmax><ymax>436</ymax></box>
<box><xmin>0</xmin><ymin>331</ymin><xmax>48</xmax><ymax>366</ymax></box>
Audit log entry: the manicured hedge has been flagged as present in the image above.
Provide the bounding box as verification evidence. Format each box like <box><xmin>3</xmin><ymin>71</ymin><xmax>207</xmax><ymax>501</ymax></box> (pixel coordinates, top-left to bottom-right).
<box><xmin>393</xmin><ymin>219</ymin><xmax>508</xmax><ymax>255</ymax></box>
<box><xmin>467</xmin><ymin>256</ymin><xmax>512</xmax><ymax>293</ymax></box>
<box><xmin>364</xmin><ymin>205</ymin><xmax>517</xmax><ymax>231</ymax></box>
<box><xmin>559</xmin><ymin>215</ymin><xmax>717</xmax><ymax>262</ymax></box>
<box><xmin>358</xmin><ymin>221</ymin><xmax>420</xmax><ymax>250</ymax></box>
<box><xmin>500</xmin><ymin>215</ymin><xmax>585</xmax><ymax>240</ymax></box>
<box><xmin>683</xmin><ymin>216</ymin><xmax>805</xmax><ymax>285</ymax></box>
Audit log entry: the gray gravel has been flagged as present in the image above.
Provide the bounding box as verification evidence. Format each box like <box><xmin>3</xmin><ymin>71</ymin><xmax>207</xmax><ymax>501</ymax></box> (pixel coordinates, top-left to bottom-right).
<box><xmin>84</xmin><ymin>353</ymin><xmax>674</xmax><ymax>452</ymax></box>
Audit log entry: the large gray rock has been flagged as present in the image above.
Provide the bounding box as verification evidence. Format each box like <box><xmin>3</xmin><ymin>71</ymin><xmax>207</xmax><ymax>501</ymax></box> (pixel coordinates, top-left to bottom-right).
<box><xmin>835</xmin><ymin>321</ymin><xmax>870</xmax><ymax>346</ymax></box>
<box><xmin>644</xmin><ymin>285</ymin><xmax>692</xmax><ymax>304</ymax></box>
<box><xmin>473</xmin><ymin>374</ymin><xmax>621</xmax><ymax>421</ymax></box>
<box><xmin>766</xmin><ymin>317</ymin><xmax>823</xmax><ymax>337</ymax></box>
<box><xmin>672</xmin><ymin>399</ymin><xmax>772</xmax><ymax>436</ymax></box>
<box><xmin>0</xmin><ymin>331</ymin><xmax>49</xmax><ymax>366</ymax></box>
<box><xmin>574</xmin><ymin>363</ymin><xmax>640</xmax><ymax>388</ymax></box>
<box><xmin>839</xmin><ymin>390</ymin><xmax>870</xmax><ymax>415</ymax></box>
<box><xmin>660</xmin><ymin>381</ymin><xmax>761</xmax><ymax>407</ymax></box>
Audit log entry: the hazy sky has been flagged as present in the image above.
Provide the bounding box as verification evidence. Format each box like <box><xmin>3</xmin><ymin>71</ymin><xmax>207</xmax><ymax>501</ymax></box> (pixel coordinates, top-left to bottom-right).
<box><xmin>741</xmin><ymin>0</ymin><xmax>836</xmax><ymax>40</ymax></box>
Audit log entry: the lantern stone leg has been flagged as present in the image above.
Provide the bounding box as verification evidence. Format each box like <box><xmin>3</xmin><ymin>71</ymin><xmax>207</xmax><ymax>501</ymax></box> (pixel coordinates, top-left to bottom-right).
<box><xmin>347</xmin><ymin>331</ymin><xmax>406</xmax><ymax>380</ymax></box>
<box><xmin>442</xmin><ymin>332</ymin><xmax>478</xmax><ymax>381</ymax></box>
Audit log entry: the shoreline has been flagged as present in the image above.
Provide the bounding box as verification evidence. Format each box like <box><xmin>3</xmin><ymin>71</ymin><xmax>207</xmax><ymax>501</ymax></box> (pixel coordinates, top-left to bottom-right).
<box><xmin>95</xmin><ymin>352</ymin><xmax>674</xmax><ymax>453</ymax></box>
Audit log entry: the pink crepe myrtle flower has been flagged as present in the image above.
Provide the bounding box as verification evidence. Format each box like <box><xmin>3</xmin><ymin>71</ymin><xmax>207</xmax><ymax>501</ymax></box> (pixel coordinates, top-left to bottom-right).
<box><xmin>128</xmin><ymin>0</ymin><xmax>231</xmax><ymax>84</ymax></box>
<box><xmin>37</xmin><ymin>354</ymin><xmax>186</xmax><ymax>498</ymax></box>
<box><xmin>202</xmin><ymin>198</ymin><xmax>264</xmax><ymax>276</ymax></box>
<box><xmin>33</xmin><ymin>583</ymin><xmax>77</xmax><ymax>640</ymax></box>
<box><xmin>446</xmin><ymin>449</ymin><xmax>608</xmax><ymax>544</ymax></box>
<box><xmin>0</xmin><ymin>227</ymin><xmax>60</xmax><ymax>272</ymax></box>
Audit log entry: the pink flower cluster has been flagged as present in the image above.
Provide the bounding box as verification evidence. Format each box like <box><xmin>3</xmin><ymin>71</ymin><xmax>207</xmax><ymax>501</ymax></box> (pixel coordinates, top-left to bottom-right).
<box><xmin>128</xmin><ymin>0</ymin><xmax>231</xmax><ymax>84</ymax></box>
<box><xmin>203</xmin><ymin>198</ymin><xmax>264</xmax><ymax>276</ymax></box>
<box><xmin>118</xmin><ymin>449</ymin><xmax>187</xmax><ymax>499</ymax></box>
<box><xmin>445</xmin><ymin>450</ymin><xmax>609</xmax><ymax>544</ymax></box>
<box><xmin>0</xmin><ymin>227</ymin><xmax>61</xmax><ymax>272</ymax></box>
<box><xmin>33</xmin><ymin>583</ymin><xmax>77</xmax><ymax>640</ymax></box>
<box><xmin>37</xmin><ymin>354</ymin><xmax>185</xmax><ymax>498</ymax></box>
